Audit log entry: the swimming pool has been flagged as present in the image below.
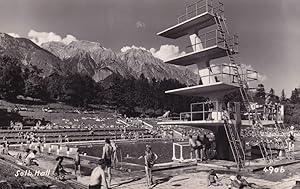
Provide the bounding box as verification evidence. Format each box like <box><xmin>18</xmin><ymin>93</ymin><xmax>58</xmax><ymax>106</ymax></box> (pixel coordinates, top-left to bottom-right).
<box><xmin>77</xmin><ymin>140</ymin><xmax>193</xmax><ymax>165</ymax></box>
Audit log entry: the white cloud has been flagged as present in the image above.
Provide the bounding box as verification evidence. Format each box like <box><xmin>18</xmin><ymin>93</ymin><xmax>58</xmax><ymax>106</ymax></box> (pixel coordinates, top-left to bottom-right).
<box><xmin>150</xmin><ymin>44</ymin><xmax>186</xmax><ymax>61</ymax></box>
<box><xmin>28</xmin><ymin>29</ymin><xmax>77</xmax><ymax>46</ymax></box>
<box><xmin>239</xmin><ymin>64</ymin><xmax>267</xmax><ymax>82</ymax></box>
<box><xmin>7</xmin><ymin>33</ymin><xmax>20</xmax><ymax>38</ymax></box>
<box><xmin>62</xmin><ymin>34</ymin><xmax>77</xmax><ymax>45</ymax></box>
<box><xmin>120</xmin><ymin>45</ymin><xmax>147</xmax><ymax>53</ymax></box>
<box><xmin>120</xmin><ymin>44</ymin><xmax>186</xmax><ymax>62</ymax></box>
<box><xmin>136</xmin><ymin>21</ymin><xmax>146</xmax><ymax>29</ymax></box>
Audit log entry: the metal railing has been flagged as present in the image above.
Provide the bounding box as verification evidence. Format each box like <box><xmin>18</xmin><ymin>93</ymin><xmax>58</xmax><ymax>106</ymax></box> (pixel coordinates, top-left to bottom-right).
<box><xmin>163</xmin><ymin>100</ymin><xmax>284</xmax><ymax>124</ymax></box>
<box><xmin>172</xmin><ymin>142</ymin><xmax>193</xmax><ymax>161</ymax></box>
<box><xmin>177</xmin><ymin>0</ymin><xmax>225</xmax><ymax>24</ymax></box>
<box><xmin>178</xmin><ymin>101</ymin><xmax>224</xmax><ymax>122</ymax></box>
<box><xmin>242</xmin><ymin>104</ymin><xmax>284</xmax><ymax>122</ymax></box>
<box><xmin>197</xmin><ymin>64</ymin><xmax>257</xmax><ymax>85</ymax></box>
<box><xmin>186</xmin><ymin>29</ymin><xmax>239</xmax><ymax>53</ymax></box>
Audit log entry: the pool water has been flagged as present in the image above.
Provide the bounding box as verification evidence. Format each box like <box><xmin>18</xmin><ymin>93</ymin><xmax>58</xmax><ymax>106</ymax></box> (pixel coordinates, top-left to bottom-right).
<box><xmin>78</xmin><ymin>141</ymin><xmax>193</xmax><ymax>165</ymax></box>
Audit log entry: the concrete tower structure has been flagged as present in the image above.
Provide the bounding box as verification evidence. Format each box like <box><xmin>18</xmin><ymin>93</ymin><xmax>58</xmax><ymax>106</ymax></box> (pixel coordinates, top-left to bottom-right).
<box><xmin>157</xmin><ymin>0</ymin><xmax>284</xmax><ymax>168</ymax></box>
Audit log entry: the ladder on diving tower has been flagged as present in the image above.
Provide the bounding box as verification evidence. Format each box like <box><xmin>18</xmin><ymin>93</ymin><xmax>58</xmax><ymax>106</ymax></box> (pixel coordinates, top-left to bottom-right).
<box><xmin>223</xmin><ymin>111</ymin><xmax>245</xmax><ymax>169</ymax></box>
<box><xmin>214</xmin><ymin>14</ymin><xmax>272</xmax><ymax>163</ymax></box>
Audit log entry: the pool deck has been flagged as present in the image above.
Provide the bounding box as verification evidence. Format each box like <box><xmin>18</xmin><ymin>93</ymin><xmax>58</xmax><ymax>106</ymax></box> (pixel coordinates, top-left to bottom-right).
<box><xmin>3</xmin><ymin>138</ymin><xmax>300</xmax><ymax>189</ymax></box>
<box><xmin>3</xmin><ymin>148</ymin><xmax>300</xmax><ymax>189</ymax></box>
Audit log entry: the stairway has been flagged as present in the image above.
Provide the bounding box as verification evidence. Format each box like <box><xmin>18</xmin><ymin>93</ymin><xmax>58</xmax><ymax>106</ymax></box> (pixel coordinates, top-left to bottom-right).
<box><xmin>222</xmin><ymin>110</ymin><xmax>245</xmax><ymax>169</ymax></box>
<box><xmin>214</xmin><ymin>13</ymin><xmax>272</xmax><ymax>163</ymax></box>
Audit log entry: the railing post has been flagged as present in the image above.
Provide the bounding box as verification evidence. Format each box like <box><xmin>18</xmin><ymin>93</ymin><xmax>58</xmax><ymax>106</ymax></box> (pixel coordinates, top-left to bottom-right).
<box><xmin>204</xmin><ymin>32</ymin><xmax>207</xmax><ymax>48</ymax></box>
<box><xmin>221</xmin><ymin>64</ymin><xmax>223</xmax><ymax>82</ymax></box>
<box><xmin>202</xmin><ymin>103</ymin><xmax>205</xmax><ymax>121</ymax></box>
<box><xmin>216</xmin><ymin>101</ymin><xmax>219</xmax><ymax>120</ymax></box>
<box><xmin>180</xmin><ymin>145</ymin><xmax>184</xmax><ymax>161</ymax></box>
<box><xmin>186</xmin><ymin>6</ymin><xmax>188</xmax><ymax>20</ymax></box>
<box><xmin>215</xmin><ymin>30</ymin><xmax>218</xmax><ymax>46</ymax></box>
<box><xmin>196</xmin><ymin>1</ymin><xmax>198</xmax><ymax>15</ymax></box>
<box><xmin>172</xmin><ymin>143</ymin><xmax>176</xmax><ymax>160</ymax></box>
<box><xmin>209</xmin><ymin>66</ymin><xmax>211</xmax><ymax>83</ymax></box>
<box><xmin>190</xmin><ymin>103</ymin><xmax>193</xmax><ymax>121</ymax></box>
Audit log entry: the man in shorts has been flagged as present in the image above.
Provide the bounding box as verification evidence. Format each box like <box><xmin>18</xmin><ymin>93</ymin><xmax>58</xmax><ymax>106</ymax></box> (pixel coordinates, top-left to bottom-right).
<box><xmin>89</xmin><ymin>159</ymin><xmax>108</xmax><ymax>189</ymax></box>
<box><xmin>102</xmin><ymin>138</ymin><xmax>113</xmax><ymax>188</ymax></box>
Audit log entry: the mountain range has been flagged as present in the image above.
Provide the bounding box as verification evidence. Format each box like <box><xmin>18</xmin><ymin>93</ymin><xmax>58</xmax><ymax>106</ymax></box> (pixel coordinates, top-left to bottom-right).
<box><xmin>0</xmin><ymin>32</ymin><xmax>199</xmax><ymax>85</ymax></box>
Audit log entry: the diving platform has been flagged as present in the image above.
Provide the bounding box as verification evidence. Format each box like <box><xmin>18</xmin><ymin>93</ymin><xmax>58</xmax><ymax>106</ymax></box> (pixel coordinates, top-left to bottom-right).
<box><xmin>157</xmin><ymin>0</ymin><xmax>225</xmax><ymax>39</ymax></box>
<box><xmin>165</xmin><ymin>63</ymin><xmax>257</xmax><ymax>97</ymax></box>
<box><xmin>157</xmin><ymin>120</ymin><xmax>283</xmax><ymax>127</ymax></box>
<box><xmin>165</xmin><ymin>82</ymin><xmax>239</xmax><ymax>97</ymax></box>
<box><xmin>157</xmin><ymin>101</ymin><xmax>284</xmax><ymax>128</ymax></box>
<box><xmin>165</xmin><ymin>45</ymin><xmax>231</xmax><ymax>66</ymax></box>
<box><xmin>163</xmin><ymin>29</ymin><xmax>238</xmax><ymax>66</ymax></box>
<box><xmin>157</xmin><ymin>13</ymin><xmax>219</xmax><ymax>39</ymax></box>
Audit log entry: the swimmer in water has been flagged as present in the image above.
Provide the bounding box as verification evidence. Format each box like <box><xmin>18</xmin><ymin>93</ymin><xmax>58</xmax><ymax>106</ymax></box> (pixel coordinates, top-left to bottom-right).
<box><xmin>89</xmin><ymin>158</ymin><xmax>108</xmax><ymax>189</ymax></box>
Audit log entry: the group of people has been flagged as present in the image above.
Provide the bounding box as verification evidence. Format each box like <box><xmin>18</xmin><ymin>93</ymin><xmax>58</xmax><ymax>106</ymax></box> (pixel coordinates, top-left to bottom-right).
<box><xmin>189</xmin><ymin>134</ymin><xmax>211</xmax><ymax>161</ymax></box>
<box><xmin>89</xmin><ymin>139</ymin><xmax>157</xmax><ymax>189</ymax></box>
<box><xmin>207</xmin><ymin>169</ymin><xmax>262</xmax><ymax>189</ymax></box>
<box><xmin>263</xmin><ymin>94</ymin><xmax>282</xmax><ymax>121</ymax></box>
<box><xmin>16</xmin><ymin>148</ymin><xmax>39</xmax><ymax>166</ymax></box>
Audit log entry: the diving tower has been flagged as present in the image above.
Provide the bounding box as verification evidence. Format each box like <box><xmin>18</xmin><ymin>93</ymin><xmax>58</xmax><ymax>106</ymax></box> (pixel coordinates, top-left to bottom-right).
<box><xmin>157</xmin><ymin>0</ymin><xmax>285</xmax><ymax>169</ymax></box>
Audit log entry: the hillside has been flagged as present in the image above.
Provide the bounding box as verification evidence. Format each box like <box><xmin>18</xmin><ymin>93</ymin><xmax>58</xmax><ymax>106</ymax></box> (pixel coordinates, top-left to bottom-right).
<box><xmin>0</xmin><ymin>33</ymin><xmax>63</xmax><ymax>76</ymax></box>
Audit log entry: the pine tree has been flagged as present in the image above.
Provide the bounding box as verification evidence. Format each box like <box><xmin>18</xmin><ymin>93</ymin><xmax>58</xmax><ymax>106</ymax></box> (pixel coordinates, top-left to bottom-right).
<box><xmin>280</xmin><ymin>89</ymin><xmax>286</xmax><ymax>102</ymax></box>
<box><xmin>291</xmin><ymin>88</ymin><xmax>299</xmax><ymax>104</ymax></box>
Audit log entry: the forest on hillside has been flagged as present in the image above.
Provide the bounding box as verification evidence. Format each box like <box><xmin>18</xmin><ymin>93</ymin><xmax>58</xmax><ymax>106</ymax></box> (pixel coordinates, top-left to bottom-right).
<box><xmin>0</xmin><ymin>55</ymin><xmax>300</xmax><ymax>124</ymax></box>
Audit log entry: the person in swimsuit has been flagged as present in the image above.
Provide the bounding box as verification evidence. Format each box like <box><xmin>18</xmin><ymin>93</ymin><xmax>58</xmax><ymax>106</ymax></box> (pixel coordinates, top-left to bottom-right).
<box><xmin>144</xmin><ymin>145</ymin><xmax>158</xmax><ymax>188</ymax></box>
<box><xmin>89</xmin><ymin>159</ymin><xmax>108</xmax><ymax>189</ymax></box>
<box><xmin>53</xmin><ymin>156</ymin><xmax>68</xmax><ymax>180</ymax></box>
<box><xmin>207</xmin><ymin>169</ymin><xmax>222</xmax><ymax>186</ymax></box>
<box><xmin>102</xmin><ymin>138</ymin><xmax>113</xmax><ymax>188</ymax></box>
<box><xmin>111</xmin><ymin>140</ymin><xmax>118</xmax><ymax>168</ymax></box>
<box><xmin>74</xmin><ymin>149</ymin><xmax>81</xmax><ymax>176</ymax></box>
<box><xmin>189</xmin><ymin>135</ymin><xmax>199</xmax><ymax>160</ymax></box>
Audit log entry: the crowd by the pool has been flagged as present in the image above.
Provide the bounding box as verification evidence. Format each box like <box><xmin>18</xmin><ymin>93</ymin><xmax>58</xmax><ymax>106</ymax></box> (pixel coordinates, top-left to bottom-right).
<box><xmin>0</xmin><ymin>107</ymin><xmax>299</xmax><ymax>189</ymax></box>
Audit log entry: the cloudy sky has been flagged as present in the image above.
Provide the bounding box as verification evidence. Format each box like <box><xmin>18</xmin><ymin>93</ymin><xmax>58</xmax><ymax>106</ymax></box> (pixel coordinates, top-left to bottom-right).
<box><xmin>0</xmin><ymin>0</ymin><xmax>299</xmax><ymax>96</ymax></box>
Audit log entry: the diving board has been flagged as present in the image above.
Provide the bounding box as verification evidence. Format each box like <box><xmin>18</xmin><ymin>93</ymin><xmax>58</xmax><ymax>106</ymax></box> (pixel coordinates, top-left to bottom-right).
<box><xmin>165</xmin><ymin>82</ymin><xmax>239</xmax><ymax>97</ymax></box>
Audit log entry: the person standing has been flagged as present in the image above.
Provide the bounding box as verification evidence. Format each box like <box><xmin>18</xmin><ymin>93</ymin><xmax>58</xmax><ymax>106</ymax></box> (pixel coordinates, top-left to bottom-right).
<box><xmin>74</xmin><ymin>149</ymin><xmax>81</xmax><ymax>176</ymax></box>
<box><xmin>288</xmin><ymin>126</ymin><xmax>296</xmax><ymax>159</ymax></box>
<box><xmin>203</xmin><ymin>134</ymin><xmax>211</xmax><ymax>160</ymax></box>
<box><xmin>89</xmin><ymin>159</ymin><xmax>108</xmax><ymax>189</ymax></box>
<box><xmin>144</xmin><ymin>145</ymin><xmax>158</xmax><ymax>189</ymax></box>
<box><xmin>196</xmin><ymin>135</ymin><xmax>203</xmax><ymax>161</ymax></box>
<box><xmin>2</xmin><ymin>136</ymin><xmax>9</xmax><ymax>155</ymax></box>
<box><xmin>188</xmin><ymin>135</ymin><xmax>199</xmax><ymax>160</ymax></box>
<box><xmin>102</xmin><ymin>138</ymin><xmax>113</xmax><ymax>188</ymax></box>
<box><xmin>111</xmin><ymin>140</ymin><xmax>118</xmax><ymax>168</ymax></box>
